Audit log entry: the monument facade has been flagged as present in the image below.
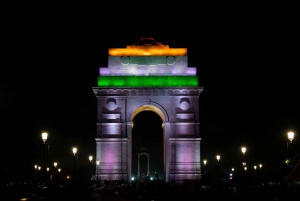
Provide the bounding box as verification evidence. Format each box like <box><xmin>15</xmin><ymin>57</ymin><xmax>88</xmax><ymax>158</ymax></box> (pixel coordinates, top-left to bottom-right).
<box><xmin>92</xmin><ymin>38</ymin><xmax>204</xmax><ymax>184</ymax></box>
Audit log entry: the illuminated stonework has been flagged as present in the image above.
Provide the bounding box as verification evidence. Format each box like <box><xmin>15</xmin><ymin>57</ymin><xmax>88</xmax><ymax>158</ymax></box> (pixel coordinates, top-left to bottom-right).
<box><xmin>98</xmin><ymin>37</ymin><xmax>197</xmax><ymax>84</ymax></box>
<box><xmin>93</xmin><ymin>38</ymin><xmax>203</xmax><ymax>184</ymax></box>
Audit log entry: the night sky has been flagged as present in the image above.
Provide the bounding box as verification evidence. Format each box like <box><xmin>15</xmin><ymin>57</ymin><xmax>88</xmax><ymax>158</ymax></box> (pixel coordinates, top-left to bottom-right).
<box><xmin>1</xmin><ymin>10</ymin><xmax>299</xmax><ymax>180</ymax></box>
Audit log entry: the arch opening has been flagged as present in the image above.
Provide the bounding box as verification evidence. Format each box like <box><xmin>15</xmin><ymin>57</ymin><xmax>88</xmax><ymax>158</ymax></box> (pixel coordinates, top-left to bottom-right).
<box><xmin>132</xmin><ymin>111</ymin><xmax>164</xmax><ymax>181</ymax></box>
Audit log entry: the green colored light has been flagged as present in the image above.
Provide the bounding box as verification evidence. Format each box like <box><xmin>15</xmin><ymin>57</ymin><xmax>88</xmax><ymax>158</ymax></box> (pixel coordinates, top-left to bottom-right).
<box><xmin>98</xmin><ymin>76</ymin><xmax>198</xmax><ymax>87</ymax></box>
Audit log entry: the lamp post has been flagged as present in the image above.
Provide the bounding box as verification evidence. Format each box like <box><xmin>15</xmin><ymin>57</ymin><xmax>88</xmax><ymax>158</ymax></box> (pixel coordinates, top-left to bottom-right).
<box><xmin>72</xmin><ymin>147</ymin><xmax>77</xmax><ymax>181</ymax></box>
<box><xmin>258</xmin><ymin>164</ymin><xmax>262</xmax><ymax>186</ymax></box>
<box><xmin>254</xmin><ymin>165</ymin><xmax>257</xmax><ymax>185</ymax></box>
<box><xmin>241</xmin><ymin>147</ymin><xmax>246</xmax><ymax>166</ymax></box>
<box><xmin>34</xmin><ymin>165</ymin><xmax>38</xmax><ymax>183</ymax></box>
<box><xmin>42</xmin><ymin>132</ymin><xmax>48</xmax><ymax>184</ymax></box>
<box><xmin>89</xmin><ymin>156</ymin><xmax>93</xmax><ymax>180</ymax></box>
<box><xmin>231</xmin><ymin>168</ymin><xmax>235</xmax><ymax>187</ymax></box>
<box><xmin>96</xmin><ymin>160</ymin><xmax>100</xmax><ymax>183</ymax></box>
<box><xmin>203</xmin><ymin>160</ymin><xmax>207</xmax><ymax>185</ymax></box>
<box><xmin>287</xmin><ymin>131</ymin><xmax>294</xmax><ymax>166</ymax></box>
<box><xmin>203</xmin><ymin>159</ymin><xmax>207</xmax><ymax>173</ymax></box>
<box><xmin>58</xmin><ymin>168</ymin><xmax>61</xmax><ymax>180</ymax></box>
<box><xmin>47</xmin><ymin>167</ymin><xmax>50</xmax><ymax>182</ymax></box>
<box><xmin>38</xmin><ymin>166</ymin><xmax>41</xmax><ymax>183</ymax></box>
<box><xmin>53</xmin><ymin>162</ymin><xmax>57</xmax><ymax>181</ymax></box>
<box><xmin>216</xmin><ymin>155</ymin><xmax>220</xmax><ymax>177</ymax></box>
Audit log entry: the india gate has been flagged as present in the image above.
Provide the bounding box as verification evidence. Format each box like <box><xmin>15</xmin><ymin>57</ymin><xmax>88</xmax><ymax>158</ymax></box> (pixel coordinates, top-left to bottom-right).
<box><xmin>92</xmin><ymin>38</ymin><xmax>204</xmax><ymax>184</ymax></box>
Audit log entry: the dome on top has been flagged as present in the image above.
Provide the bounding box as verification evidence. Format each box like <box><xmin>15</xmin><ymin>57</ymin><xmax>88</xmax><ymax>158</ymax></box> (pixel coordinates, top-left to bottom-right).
<box><xmin>129</xmin><ymin>37</ymin><xmax>168</xmax><ymax>48</ymax></box>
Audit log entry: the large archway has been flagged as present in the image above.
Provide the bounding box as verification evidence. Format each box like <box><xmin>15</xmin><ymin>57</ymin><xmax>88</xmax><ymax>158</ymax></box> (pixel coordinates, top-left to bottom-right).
<box><xmin>93</xmin><ymin>38</ymin><xmax>204</xmax><ymax>184</ymax></box>
<box><xmin>132</xmin><ymin>111</ymin><xmax>164</xmax><ymax>181</ymax></box>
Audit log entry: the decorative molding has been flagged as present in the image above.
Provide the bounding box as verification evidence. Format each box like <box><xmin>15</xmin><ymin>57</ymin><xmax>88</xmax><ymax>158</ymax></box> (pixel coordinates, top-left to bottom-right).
<box><xmin>176</xmin><ymin>113</ymin><xmax>194</xmax><ymax>119</ymax></box>
<box><xmin>169</xmin><ymin>138</ymin><xmax>202</xmax><ymax>141</ymax></box>
<box><xmin>93</xmin><ymin>87</ymin><xmax>203</xmax><ymax>97</ymax></box>
<box><xmin>102</xmin><ymin>114</ymin><xmax>121</xmax><ymax>119</ymax></box>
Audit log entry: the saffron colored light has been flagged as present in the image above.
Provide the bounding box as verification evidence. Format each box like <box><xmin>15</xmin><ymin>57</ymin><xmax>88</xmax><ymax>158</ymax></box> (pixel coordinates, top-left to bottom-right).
<box><xmin>108</xmin><ymin>48</ymin><xmax>187</xmax><ymax>56</ymax></box>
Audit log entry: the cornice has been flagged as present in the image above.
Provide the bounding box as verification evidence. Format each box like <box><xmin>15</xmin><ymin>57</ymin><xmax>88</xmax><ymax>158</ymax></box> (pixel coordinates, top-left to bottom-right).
<box><xmin>92</xmin><ymin>87</ymin><xmax>204</xmax><ymax>97</ymax></box>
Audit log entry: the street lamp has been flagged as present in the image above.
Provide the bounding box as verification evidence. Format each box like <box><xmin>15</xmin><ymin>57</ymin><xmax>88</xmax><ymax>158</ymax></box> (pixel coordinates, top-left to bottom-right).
<box><xmin>216</xmin><ymin>155</ymin><xmax>220</xmax><ymax>177</ymax></box>
<box><xmin>287</xmin><ymin>131</ymin><xmax>295</xmax><ymax>166</ymax></box>
<box><xmin>72</xmin><ymin>147</ymin><xmax>77</xmax><ymax>181</ymax></box>
<box><xmin>203</xmin><ymin>159</ymin><xmax>207</xmax><ymax>173</ymax></box>
<box><xmin>241</xmin><ymin>147</ymin><xmax>246</xmax><ymax>165</ymax></box>
<box><xmin>42</xmin><ymin>132</ymin><xmax>48</xmax><ymax>183</ymax></box>
<box><xmin>96</xmin><ymin>160</ymin><xmax>100</xmax><ymax>183</ymax></box>
<box><xmin>241</xmin><ymin>147</ymin><xmax>246</xmax><ymax>156</ymax></box>
<box><xmin>38</xmin><ymin>166</ymin><xmax>41</xmax><ymax>182</ymax></box>
<box><xmin>53</xmin><ymin>162</ymin><xmax>57</xmax><ymax>181</ymax></box>
<box><xmin>89</xmin><ymin>155</ymin><xmax>93</xmax><ymax>180</ymax></box>
<box><xmin>288</xmin><ymin>131</ymin><xmax>294</xmax><ymax>143</ymax></box>
<box><xmin>34</xmin><ymin>165</ymin><xmax>38</xmax><ymax>183</ymax></box>
<box><xmin>254</xmin><ymin>165</ymin><xmax>257</xmax><ymax>183</ymax></box>
<box><xmin>244</xmin><ymin>167</ymin><xmax>247</xmax><ymax>171</ymax></box>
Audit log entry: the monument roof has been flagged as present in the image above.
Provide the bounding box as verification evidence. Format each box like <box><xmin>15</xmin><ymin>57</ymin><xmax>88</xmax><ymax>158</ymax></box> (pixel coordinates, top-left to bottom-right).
<box><xmin>109</xmin><ymin>37</ymin><xmax>187</xmax><ymax>56</ymax></box>
<box><xmin>129</xmin><ymin>37</ymin><xmax>168</xmax><ymax>48</ymax></box>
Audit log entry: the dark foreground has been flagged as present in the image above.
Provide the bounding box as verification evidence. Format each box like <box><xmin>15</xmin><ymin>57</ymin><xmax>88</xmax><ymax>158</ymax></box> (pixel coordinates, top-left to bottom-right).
<box><xmin>3</xmin><ymin>182</ymin><xmax>300</xmax><ymax>201</ymax></box>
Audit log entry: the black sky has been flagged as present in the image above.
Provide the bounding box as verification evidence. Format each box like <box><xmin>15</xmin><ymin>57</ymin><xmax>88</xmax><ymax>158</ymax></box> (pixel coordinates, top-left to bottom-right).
<box><xmin>1</xmin><ymin>8</ymin><xmax>299</xmax><ymax>178</ymax></box>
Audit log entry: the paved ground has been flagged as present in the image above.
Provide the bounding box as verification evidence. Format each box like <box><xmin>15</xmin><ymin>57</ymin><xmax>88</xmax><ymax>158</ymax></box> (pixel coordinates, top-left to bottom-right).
<box><xmin>3</xmin><ymin>183</ymin><xmax>300</xmax><ymax>201</ymax></box>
